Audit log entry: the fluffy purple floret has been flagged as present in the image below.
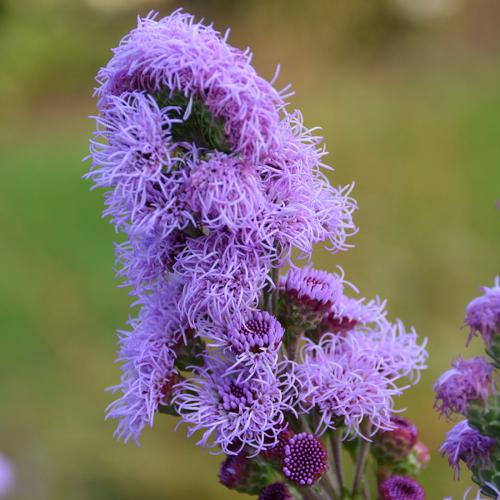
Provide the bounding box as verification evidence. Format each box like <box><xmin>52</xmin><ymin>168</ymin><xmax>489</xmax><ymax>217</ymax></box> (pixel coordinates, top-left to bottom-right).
<box><xmin>228</xmin><ymin>310</ymin><xmax>284</xmax><ymax>355</ymax></box>
<box><xmin>86</xmin><ymin>91</ymin><xmax>192</xmax><ymax>235</ymax></box>
<box><xmin>440</xmin><ymin>420</ymin><xmax>496</xmax><ymax>478</ymax></box>
<box><xmin>378</xmin><ymin>475</ymin><xmax>425</xmax><ymax>500</ymax></box>
<box><xmin>261</xmin><ymin>111</ymin><xmax>357</xmax><ymax>259</ymax></box>
<box><xmin>465</xmin><ymin>277</ymin><xmax>500</xmax><ymax>346</ymax></box>
<box><xmin>105</xmin><ymin>280</ymin><xmax>186</xmax><ymax>444</ymax></box>
<box><xmin>96</xmin><ymin>10</ymin><xmax>285</xmax><ymax>162</ymax></box>
<box><xmin>434</xmin><ymin>356</ymin><xmax>493</xmax><ymax>420</ymax></box>
<box><xmin>296</xmin><ymin>333</ymin><xmax>403</xmax><ymax>437</ymax></box>
<box><xmin>349</xmin><ymin>320</ymin><xmax>428</xmax><ymax>383</ymax></box>
<box><xmin>322</xmin><ymin>294</ymin><xmax>388</xmax><ymax>334</ymax></box>
<box><xmin>281</xmin><ymin>266</ymin><xmax>344</xmax><ymax>312</ymax></box>
<box><xmin>114</xmin><ymin>229</ymin><xmax>186</xmax><ymax>291</ymax></box>
<box><xmin>282</xmin><ymin>432</ymin><xmax>328</xmax><ymax>486</ymax></box>
<box><xmin>174</xmin><ymin>232</ymin><xmax>271</xmax><ymax>326</ymax></box>
<box><xmin>183</xmin><ymin>151</ymin><xmax>267</xmax><ymax>232</ymax></box>
<box><xmin>173</xmin><ymin>354</ymin><xmax>298</xmax><ymax>455</ymax></box>
<box><xmin>259</xmin><ymin>483</ymin><xmax>294</xmax><ymax>500</ymax></box>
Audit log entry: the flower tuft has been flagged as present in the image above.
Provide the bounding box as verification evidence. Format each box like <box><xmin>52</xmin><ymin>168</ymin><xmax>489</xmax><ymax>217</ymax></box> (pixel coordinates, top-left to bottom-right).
<box><xmin>465</xmin><ymin>277</ymin><xmax>500</xmax><ymax>346</ymax></box>
<box><xmin>440</xmin><ymin>420</ymin><xmax>496</xmax><ymax>478</ymax></box>
<box><xmin>434</xmin><ymin>356</ymin><xmax>493</xmax><ymax>420</ymax></box>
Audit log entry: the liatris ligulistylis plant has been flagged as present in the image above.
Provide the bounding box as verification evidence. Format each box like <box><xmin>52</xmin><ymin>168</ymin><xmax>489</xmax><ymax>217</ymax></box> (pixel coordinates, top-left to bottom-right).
<box><xmin>435</xmin><ymin>278</ymin><xmax>500</xmax><ymax>498</ymax></box>
<box><xmin>86</xmin><ymin>10</ymin><xmax>429</xmax><ymax>499</ymax></box>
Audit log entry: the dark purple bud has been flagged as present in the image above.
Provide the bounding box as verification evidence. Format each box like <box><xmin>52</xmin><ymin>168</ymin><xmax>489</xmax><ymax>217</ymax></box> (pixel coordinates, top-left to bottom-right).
<box><xmin>379</xmin><ymin>475</ymin><xmax>425</xmax><ymax>500</ymax></box>
<box><xmin>259</xmin><ymin>483</ymin><xmax>294</xmax><ymax>500</ymax></box>
<box><xmin>282</xmin><ymin>432</ymin><xmax>328</xmax><ymax>486</ymax></box>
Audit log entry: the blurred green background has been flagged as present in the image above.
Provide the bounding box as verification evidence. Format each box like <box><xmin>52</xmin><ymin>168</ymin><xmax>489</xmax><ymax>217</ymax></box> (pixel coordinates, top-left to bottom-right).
<box><xmin>0</xmin><ymin>0</ymin><xmax>499</xmax><ymax>498</ymax></box>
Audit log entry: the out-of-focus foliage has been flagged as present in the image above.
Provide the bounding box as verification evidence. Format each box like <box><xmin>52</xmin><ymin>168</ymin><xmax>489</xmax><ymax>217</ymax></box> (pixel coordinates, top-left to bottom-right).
<box><xmin>0</xmin><ymin>1</ymin><xmax>499</xmax><ymax>499</ymax></box>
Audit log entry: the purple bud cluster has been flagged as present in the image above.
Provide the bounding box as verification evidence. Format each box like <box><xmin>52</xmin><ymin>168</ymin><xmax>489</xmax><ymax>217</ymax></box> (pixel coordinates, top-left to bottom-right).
<box><xmin>87</xmin><ymin>9</ymin><xmax>429</xmax><ymax>497</ymax></box>
<box><xmin>435</xmin><ymin>278</ymin><xmax>500</xmax><ymax>494</ymax></box>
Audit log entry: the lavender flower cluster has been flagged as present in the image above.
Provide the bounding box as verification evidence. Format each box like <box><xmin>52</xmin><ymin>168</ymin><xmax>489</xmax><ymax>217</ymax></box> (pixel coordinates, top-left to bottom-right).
<box><xmin>87</xmin><ymin>10</ymin><xmax>429</xmax><ymax>499</ymax></box>
<box><xmin>435</xmin><ymin>278</ymin><xmax>500</xmax><ymax>499</ymax></box>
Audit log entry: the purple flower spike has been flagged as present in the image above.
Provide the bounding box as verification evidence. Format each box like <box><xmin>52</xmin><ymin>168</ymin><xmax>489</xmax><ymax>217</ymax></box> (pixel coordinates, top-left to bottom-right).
<box><xmin>282</xmin><ymin>432</ymin><xmax>328</xmax><ymax>486</ymax></box>
<box><xmin>259</xmin><ymin>483</ymin><xmax>294</xmax><ymax>500</ymax></box>
<box><xmin>281</xmin><ymin>266</ymin><xmax>344</xmax><ymax>313</ymax></box>
<box><xmin>229</xmin><ymin>310</ymin><xmax>284</xmax><ymax>355</ymax></box>
<box><xmin>434</xmin><ymin>356</ymin><xmax>493</xmax><ymax>420</ymax></box>
<box><xmin>465</xmin><ymin>277</ymin><xmax>500</xmax><ymax>346</ymax></box>
<box><xmin>440</xmin><ymin>420</ymin><xmax>495</xmax><ymax>478</ymax></box>
<box><xmin>96</xmin><ymin>10</ymin><xmax>285</xmax><ymax>162</ymax></box>
<box><xmin>378</xmin><ymin>475</ymin><xmax>425</xmax><ymax>500</ymax></box>
<box><xmin>219</xmin><ymin>454</ymin><xmax>250</xmax><ymax>489</ymax></box>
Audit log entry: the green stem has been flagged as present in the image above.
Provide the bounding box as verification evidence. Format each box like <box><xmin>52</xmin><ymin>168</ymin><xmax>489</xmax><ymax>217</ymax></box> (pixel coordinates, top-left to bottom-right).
<box><xmin>330</xmin><ymin>431</ymin><xmax>345</xmax><ymax>494</ymax></box>
<box><xmin>351</xmin><ymin>428</ymin><xmax>372</xmax><ymax>498</ymax></box>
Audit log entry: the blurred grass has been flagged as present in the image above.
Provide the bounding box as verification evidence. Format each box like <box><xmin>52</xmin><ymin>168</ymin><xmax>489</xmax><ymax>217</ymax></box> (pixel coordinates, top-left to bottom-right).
<box><xmin>0</xmin><ymin>1</ymin><xmax>499</xmax><ymax>499</ymax></box>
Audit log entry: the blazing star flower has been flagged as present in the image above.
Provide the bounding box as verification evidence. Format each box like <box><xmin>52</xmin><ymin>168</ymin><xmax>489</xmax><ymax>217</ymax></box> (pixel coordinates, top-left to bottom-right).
<box><xmin>96</xmin><ymin>10</ymin><xmax>286</xmax><ymax>162</ymax></box>
<box><xmin>227</xmin><ymin>310</ymin><xmax>284</xmax><ymax>356</ymax></box>
<box><xmin>182</xmin><ymin>151</ymin><xmax>267</xmax><ymax>233</ymax></box>
<box><xmin>106</xmin><ymin>279</ymin><xmax>186</xmax><ymax>444</ymax></box>
<box><xmin>281</xmin><ymin>266</ymin><xmax>344</xmax><ymax>313</ymax></box>
<box><xmin>378</xmin><ymin>475</ymin><xmax>425</xmax><ymax>500</ymax></box>
<box><xmin>321</xmin><ymin>294</ymin><xmax>388</xmax><ymax>334</ymax></box>
<box><xmin>373</xmin><ymin>416</ymin><xmax>419</xmax><ymax>464</ymax></box>
<box><xmin>261</xmin><ymin>111</ymin><xmax>357</xmax><ymax>260</ymax></box>
<box><xmin>87</xmin><ymin>91</ymin><xmax>193</xmax><ymax>235</ymax></box>
<box><xmin>259</xmin><ymin>483</ymin><xmax>294</xmax><ymax>500</ymax></box>
<box><xmin>296</xmin><ymin>333</ymin><xmax>403</xmax><ymax>437</ymax></box>
<box><xmin>114</xmin><ymin>229</ymin><xmax>186</xmax><ymax>291</ymax></box>
<box><xmin>282</xmin><ymin>432</ymin><xmax>328</xmax><ymax>486</ymax></box>
<box><xmin>434</xmin><ymin>356</ymin><xmax>494</xmax><ymax>420</ymax></box>
<box><xmin>173</xmin><ymin>354</ymin><xmax>298</xmax><ymax>455</ymax></box>
<box><xmin>174</xmin><ymin>231</ymin><xmax>271</xmax><ymax>326</ymax></box>
<box><xmin>465</xmin><ymin>277</ymin><xmax>500</xmax><ymax>346</ymax></box>
<box><xmin>349</xmin><ymin>320</ymin><xmax>428</xmax><ymax>383</ymax></box>
<box><xmin>440</xmin><ymin>420</ymin><xmax>496</xmax><ymax>478</ymax></box>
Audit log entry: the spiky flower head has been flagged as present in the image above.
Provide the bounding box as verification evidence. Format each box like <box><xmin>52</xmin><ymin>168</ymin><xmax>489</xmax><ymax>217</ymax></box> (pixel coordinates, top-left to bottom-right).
<box><xmin>173</xmin><ymin>354</ymin><xmax>297</xmax><ymax>455</ymax></box>
<box><xmin>378</xmin><ymin>475</ymin><xmax>425</xmax><ymax>500</ymax></box>
<box><xmin>296</xmin><ymin>333</ymin><xmax>404</xmax><ymax>437</ymax></box>
<box><xmin>281</xmin><ymin>266</ymin><xmax>344</xmax><ymax>313</ymax></box>
<box><xmin>105</xmin><ymin>281</ymin><xmax>184</xmax><ymax>444</ymax></box>
<box><xmin>282</xmin><ymin>433</ymin><xmax>328</xmax><ymax>486</ymax></box>
<box><xmin>348</xmin><ymin>320</ymin><xmax>428</xmax><ymax>383</ymax></box>
<box><xmin>259</xmin><ymin>483</ymin><xmax>294</xmax><ymax>500</ymax></box>
<box><xmin>440</xmin><ymin>420</ymin><xmax>496</xmax><ymax>478</ymax></box>
<box><xmin>228</xmin><ymin>310</ymin><xmax>284</xmax><ymax>356</ymax></box>
<box><xmin>434</xmin><ymin>356</ymin><xmax>494</xmax><ymax>420</ymax></box>
<box><xmin>182</xmin><ymin>151</ymin><xmax>267</xmax><ymax>233</ymax></box>
<box><xmin>96</xmin><ymin>10</ymin><xmax>286</xmax><ymax>162</ymax></box>
<box><xmin>465</xmin><ymin>277</ymin><xmax>500</xmax><ymax>346</ymax></box>
<box><xmin>219</xmin><ymin>454</ymin><xmax>250</xmax><ymax>490</ymax></box>
<box><xmin>373</xmin><ymin>416</ymin><xmax>419</xmax><ymax>465</ymax></box>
